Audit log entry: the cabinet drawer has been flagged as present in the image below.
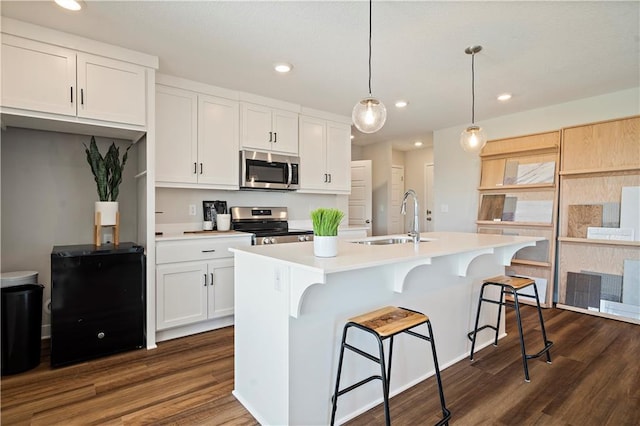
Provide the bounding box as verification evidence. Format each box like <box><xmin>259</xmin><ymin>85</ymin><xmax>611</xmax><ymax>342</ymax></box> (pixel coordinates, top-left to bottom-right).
<box><xmin>156</xmin><ymin>238</ymin><xmax>249</xmax><ymax>264</ymax></box>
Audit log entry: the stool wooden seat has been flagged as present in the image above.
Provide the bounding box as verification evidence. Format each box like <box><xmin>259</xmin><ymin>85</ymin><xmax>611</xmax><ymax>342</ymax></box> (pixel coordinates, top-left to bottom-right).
<box><xmin>331</xmin><ymin>306</ymin><xmax>451</xmax><ymax>426</ymax></box>
<box><xmin>468</xmin><ymin>275</ymin><xmax>553</xmax><ymax>382</ymax></box>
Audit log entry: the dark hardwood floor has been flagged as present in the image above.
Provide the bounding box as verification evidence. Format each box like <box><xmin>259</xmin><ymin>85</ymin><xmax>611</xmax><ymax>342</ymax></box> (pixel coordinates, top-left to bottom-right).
<box><xmin>2</xmin><ymin>306</ymin><xmax>639</xmax><ymax>425</ymax></box>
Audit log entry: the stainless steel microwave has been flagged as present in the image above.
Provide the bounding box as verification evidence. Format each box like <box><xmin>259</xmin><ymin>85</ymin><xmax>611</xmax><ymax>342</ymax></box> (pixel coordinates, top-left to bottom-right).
<box><xmin>240</xmin><ymin>150</ymin><xmax>300</xmax><ymax>190</ymax></box>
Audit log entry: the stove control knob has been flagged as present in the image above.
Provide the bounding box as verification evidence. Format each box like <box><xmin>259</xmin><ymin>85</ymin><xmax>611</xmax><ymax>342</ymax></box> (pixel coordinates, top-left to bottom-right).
<box><xmin>298</xmin><ymin>235</ymin><xmax>306</xmax><ymax>242</ymax></box>
<box><xmin>305</xmin><ymin>235</ymin><xmax>312</xmax><ymax>241</ymax></box>
<box><xmin>262</xmin><ymin>237</ymin><xmax>271</xmax><ymax>245</ymax></box>
<box><xmin>269</xmin><ymin>237</ymin><xmax>277</xmax><ymax>244</ymax></box>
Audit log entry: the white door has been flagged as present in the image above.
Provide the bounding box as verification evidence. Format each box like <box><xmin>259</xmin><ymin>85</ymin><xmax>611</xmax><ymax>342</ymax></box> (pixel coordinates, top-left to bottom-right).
<box><xmin>1</xmin><ymin>35</ymin><xmax>76</xmax><ymax>116</ymax></box>
<box><xmin>156</xmin><ymin>261</ymin><xmax>208</xmax><ymax>330</ymax></box>
<box><xmin>390</xmin><ymin>166</ymin><xmax>404</xmax><ymax>234</ymax></box>
<box><xmin>349</xmin><ymin>160</ymin><xmax>372</xmax><ymax>236</ymax></box>
<box><xmin>424</xmin><ymin>163</ymin><xmax>435</xmax><ymax>232</ymax></box>
<box><xmin>77</xmin><ymin>53</ymin><xmax>146</xmax><ymax>125</ymax></box>
<box><xmin>155</xmin><ymin>85</ymin><xmax>198</xmax><ymax>184</ymax></box>
<box><xmin>241</xmin><ymin>103</ymin><xmax>272</xmax><ymax>151</ymax></box>
<box><xmin>198</xmin><ymin>94</ymin><xmax>239</xmax><ymax>188</ymax></box>
<box><xmin>271</xmin><ymin>109</ymin><xmax>299</xmax><ymax>155</ymax></box>
<box><xmin>326</xmin><ymin>122</ymin><xmax>352</xmax><ymax>192</ymax></box>
<box><xmin>208</xmin><ymin>259</ymin><xmax>235</xmax><ymax>319</ymax></box>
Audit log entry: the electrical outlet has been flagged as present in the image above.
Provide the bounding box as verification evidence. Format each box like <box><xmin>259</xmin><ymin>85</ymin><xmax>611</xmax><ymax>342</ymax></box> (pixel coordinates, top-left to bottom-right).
<box><xmin>189</xmin><ymin>204</ymin><xmax>197</xmax><ymax>216</ymax></box>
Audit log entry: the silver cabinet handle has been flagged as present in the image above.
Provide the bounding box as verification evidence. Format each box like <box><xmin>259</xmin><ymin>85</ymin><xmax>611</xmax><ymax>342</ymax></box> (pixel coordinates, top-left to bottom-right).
<box><xmin>194</xmin><ymin>162</ymin><xmax>197</xmax><ymax>174</ymax></box>
<box><xmin>203</xmin><ymin>273</ymin><xmax>207</xmax><ymax>287</ymax></box>
<box><xmin>81</xmin><ymin>88</ymin><xmax>84</xmax><ymax>105</ymax></box>
<box><xmin>210</xmin><ymin>273</ymin><xmax>214</xmax><ymax>285</ymax></box>
<box><xmin>274</xmin><ymin>132</ymin><xmax>277</xmax><ymax>143</ymax></box>
<box><xmin>201</xmin><ymin>249</ymin><xmax>216</xmax><ymax>253</ymax></box>
<box><xmin>200</xmin><ymin>163</ymin><xmax>203</xmax><ymax>174</ymax></box>
<box><xmin>269</xmin><ymin>131</ymin><xmax>273</xmax><ymax>142</ymax></box>
<box><xmin>70</xmin><ymin>86</ymin><xmax>73</xmax><ymax>103</ymax></box>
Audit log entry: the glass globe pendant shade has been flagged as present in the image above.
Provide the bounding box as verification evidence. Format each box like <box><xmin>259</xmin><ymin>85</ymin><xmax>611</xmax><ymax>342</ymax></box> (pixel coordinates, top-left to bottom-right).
<box><xmin>460</xmin><ymin>125</ymin><xmax>487</xmax><ymax>153</ymax></box>
<box><xmin>352</xmin><ymin>96</ymin><xmax>387</xmax><ymax>133</ymax></box>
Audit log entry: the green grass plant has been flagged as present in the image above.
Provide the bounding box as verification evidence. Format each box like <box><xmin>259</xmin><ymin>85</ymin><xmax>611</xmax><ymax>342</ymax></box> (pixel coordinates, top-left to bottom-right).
<box><xmin>311</xmin><ymin>208</ymin><xmax>344</xmax><ymax>236</ymax></box>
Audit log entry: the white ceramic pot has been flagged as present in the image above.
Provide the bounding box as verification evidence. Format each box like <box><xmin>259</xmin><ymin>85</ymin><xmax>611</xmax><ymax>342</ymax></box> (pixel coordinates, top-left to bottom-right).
<box><xmin>95</xmin><ymin>201</ymin><xmax>119</xmax><ymax>226</ymax></box>
<box><xmin>313</xmin><ymin>235</ymin><xmax>338</xmax><ymax>257</ymax></box>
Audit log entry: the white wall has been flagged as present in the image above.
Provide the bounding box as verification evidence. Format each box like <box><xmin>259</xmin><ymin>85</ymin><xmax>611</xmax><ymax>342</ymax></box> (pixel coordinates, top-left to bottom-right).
<box><xmin>156</xmin><ymin>188</ymin><xmax>347</xmax><ymax>226</ymax></box>
<box><xmin>1</xmin><ymin>127</ymin><xmax>139</xmax><ymax>333</ymax></box>
<box><xmin>433</xmin><ymin>87</ymin><xmax>640</xmax><ymax>232</ymax></box>
<box><xmin>403</xmin><ymin>147</ymin><xmax>434</xmax><ymax>232</ymax></box>
<box><xmin>362</xmin><ymin>142</ymin><xmax>392</xmax><ymax>235</ymax></box>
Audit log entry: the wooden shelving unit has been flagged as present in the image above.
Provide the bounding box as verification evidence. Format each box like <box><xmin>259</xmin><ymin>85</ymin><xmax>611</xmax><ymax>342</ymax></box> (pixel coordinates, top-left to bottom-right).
<box><xmin>476</xmin><ymin>131</ymin><xmax>561</xmax><ymax>308</ymax></box>
<box><xmin>557</xmin><ymin>116</ymin><xmax>640</xmax><ymax>324</ymax></box>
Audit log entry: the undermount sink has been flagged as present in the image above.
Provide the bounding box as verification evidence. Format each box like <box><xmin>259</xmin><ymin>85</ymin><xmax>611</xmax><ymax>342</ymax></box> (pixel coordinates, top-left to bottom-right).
<box><xmin>352</xmin><ymin>237</ymin><xmax>431</xmax><ymax>245</ymax></box>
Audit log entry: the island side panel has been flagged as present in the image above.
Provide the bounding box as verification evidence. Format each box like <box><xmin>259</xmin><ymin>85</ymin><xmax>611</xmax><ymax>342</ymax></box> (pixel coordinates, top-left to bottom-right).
<box><xmin>288</xmin><ymin>253</ymin><xmax>506</xmax><ymax>425</ymax></box>
<box><xmin>232</xmin><ymin>251</ymin><xmax>291</xmax><ymax>425</ymax></box>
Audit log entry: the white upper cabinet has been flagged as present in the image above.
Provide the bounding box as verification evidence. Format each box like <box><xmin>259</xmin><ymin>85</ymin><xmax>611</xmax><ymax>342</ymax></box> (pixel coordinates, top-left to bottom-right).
<box><xmin>155</xmin><ymin>85</ymin><xmax>198</xmax><ymax>184</ymax></box>
<box><xmin>197</xmin><ymin>94</ymin><xmax>239</xmax><ymax>188</ymax></box>
<box><xmin>299</xmin><ymin>115</ymin><xmax>351</xmax><ymax>194</ymax></box>
<box><xmin>1</xmin><ymin>34</ymin><xmax>147</xmax><ymax>127</ymax></box>
<box><xmin>155</xmin><ymin>83</ymin><xmax>239</xmax><ymax>190</ymax></box>
<box><xmin>77</xmin><ymin>53</ymin><xmax>146</xmax><ymax>125</ymax></box>
<box><xmin>241</xmin><ymin>103</ymin><xmax>298</xmax><ymax>155</ymax></box>
<box><xmin>1</xmin><ymin>35</ymin><xmax>76</xmax><ymax>116</ymax></box>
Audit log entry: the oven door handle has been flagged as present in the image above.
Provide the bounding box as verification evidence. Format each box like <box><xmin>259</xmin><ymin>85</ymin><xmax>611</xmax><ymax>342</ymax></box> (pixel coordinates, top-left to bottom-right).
<box><xmin>286</xmin><ymin>161</ymin><xmax>293</xmax><ymax>188</ymax></box>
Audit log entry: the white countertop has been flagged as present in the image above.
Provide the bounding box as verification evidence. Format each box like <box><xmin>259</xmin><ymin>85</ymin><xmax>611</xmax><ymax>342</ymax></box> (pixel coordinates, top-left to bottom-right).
<box><xmin>156</xmin><ymin>230</ymin><xmax>250</xmax><ymax>242</ymax></box>
<box><xmin>230</xmin><ymin>231</ymin><xmax>542</xmax><ymax>275</ymax></box>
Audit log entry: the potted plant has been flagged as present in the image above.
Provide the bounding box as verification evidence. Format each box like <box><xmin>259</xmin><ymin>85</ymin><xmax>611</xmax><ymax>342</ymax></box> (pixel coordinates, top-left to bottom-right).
<box><xmin>311</xmin><ymin>208</ymin><xmax>344</xmax><ymax>257</ymax></box>
<box><xmin>84</xmin><ymin>136</ymin><xmax>132</xmax><ymax>226</ymax></box>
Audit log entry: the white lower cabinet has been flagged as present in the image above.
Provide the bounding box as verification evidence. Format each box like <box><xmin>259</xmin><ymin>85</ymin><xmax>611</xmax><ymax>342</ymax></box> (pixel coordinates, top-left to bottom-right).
<box><xmin>155</xmin><ymin>236</ymin><xmax>250</xmax><ymax>339</ymax></box>
<box><xmin>156</xmin><ymin>259</ymin><xmax>234</xmax><ymax>330</ymax></box>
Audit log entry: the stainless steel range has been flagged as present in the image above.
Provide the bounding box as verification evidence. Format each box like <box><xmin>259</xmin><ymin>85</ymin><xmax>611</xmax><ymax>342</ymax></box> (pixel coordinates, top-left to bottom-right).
<box><xmin>230</xmin><ymin>207</ymin><xmax>313</xmax><ymax>245</ymax></box>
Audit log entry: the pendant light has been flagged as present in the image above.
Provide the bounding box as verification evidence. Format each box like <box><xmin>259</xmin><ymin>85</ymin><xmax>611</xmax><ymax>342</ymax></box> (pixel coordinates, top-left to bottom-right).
<box><xmin>460</xmin><ymin>45</ymin><xmax>487</xmax><ymax>153</ymax></box>
<box><xmin>352</xmin><ymin>0</ymin><xmax>386</xmax><ymax>134</ymax></box>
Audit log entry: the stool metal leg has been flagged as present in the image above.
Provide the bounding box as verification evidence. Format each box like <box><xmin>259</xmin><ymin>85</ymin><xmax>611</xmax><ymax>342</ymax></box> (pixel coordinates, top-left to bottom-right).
<box><xmin>469</xmin><ymin>282</ymin><xmax>487</xmax><ymax>361</ymax></box>
<box><xmin>376</xmin><ymin>335</ymin><xmax>391</xmax><ymax>426</ymax></box>
<box><xmin>330</xmin><ymin>324</ymin><xmax>350</xmax><ymax>425</ymax></box>
<box><xmin>533</xmin><ymin>284</ymin><xmax>552</xmax><ymax>364</ymax></box>
<box><xmin>511</xmin><ymin>287</ymin><xmax>531</xmax><ymax>382</ymax></box>
<box><xmin>494</xmin><ymin>285</ymin><xmax>506</xmax><ymax>346</ymax></box>
<box><xmin>426</xmin><ymin>320</ymin><xmax>452</xmax><ymax>426</ymax></box>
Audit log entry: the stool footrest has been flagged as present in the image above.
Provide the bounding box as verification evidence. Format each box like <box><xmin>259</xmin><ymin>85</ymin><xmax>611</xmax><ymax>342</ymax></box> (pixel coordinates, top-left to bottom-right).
<box><xmin>467</xmin><ymin>324</ymin><xmax>498</xmax><ymax>342</ymax></box>
<box><xmin>335</xmin><ymin>375</ymin><xmax>382</xmax><ymax>399</ymax></box>
<box><xmin>525</xmin><ymin>341</ymin><xmax>554</xmax><ymax>360</ymax></box>
<box><xmin>343</xmin><ymin>342</ymin><xmax>380</xmax><ymax>364</ymax></box>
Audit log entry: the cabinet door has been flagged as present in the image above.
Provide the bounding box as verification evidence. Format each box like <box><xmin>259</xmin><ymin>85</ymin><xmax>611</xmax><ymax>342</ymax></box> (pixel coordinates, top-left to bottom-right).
<box><xmin>272</xmin><ymin>109</ymin><xmax>299</xmax><ymax>155</ymax></box>
<box><xmin>241</xmin><ymin>103</ymin><xmax>273</xmax><ymax>151</ymax></box>
<box><xmin>326</xmin><ymin>121</ymin><xmax>352</xmax><ymax>193</ymax></box>
<box><xmin>77</xmin><ymin>53</ymin><xmax>146</xmax><ymax>125</ymax></box>
<box><xmin>156</xmin><ymin>85</ymin><xmax>198</xmax><ymax>184</ymax></box>
<box><xmin>1</xmin><ymin>35</ymin><xmax>76</xmax><ymax>116</ymax></box>
<box><xmin>299</xmin><ymin>116</ymin><xmax>328</xmax><ymax>190</ymax></box>
<box><xmin>198</xmin><ymin>95</ymin><xmax>240</xmax><ymax>188</ymax></box>
<box><xmin>156</xmin><ymin>262</ymin><xmax>208</xmax><ymax>330</ymax></box>
<box><xmin>208</xmin><ymin>259</ymin><xmax>235</xmax><ymax>319</ymax></box>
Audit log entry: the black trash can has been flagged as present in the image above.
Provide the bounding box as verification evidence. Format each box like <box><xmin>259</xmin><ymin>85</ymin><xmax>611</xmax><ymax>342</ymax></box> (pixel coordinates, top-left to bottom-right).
<box><xmin>1</xmin><ymin>284</ymin><xmax>44</xmax><ymax>375</ymax></box>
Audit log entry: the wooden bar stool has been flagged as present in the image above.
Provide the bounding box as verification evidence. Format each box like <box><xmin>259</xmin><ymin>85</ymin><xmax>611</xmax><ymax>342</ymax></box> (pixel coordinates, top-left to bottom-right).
<box><xmin>468</xmin><ymin>275</ymin><xmax>553</xmax><ymax>382</ymax></box>
<box><xmin>330</xmin><ymin>306</ymin><xmax>451</xmax><ymax>426</ymax></box>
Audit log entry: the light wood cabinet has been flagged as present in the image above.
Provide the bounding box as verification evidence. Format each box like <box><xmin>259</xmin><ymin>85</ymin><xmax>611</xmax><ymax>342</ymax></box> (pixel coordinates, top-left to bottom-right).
<box><xmin>1</xmin><ymin>35</ymin><xmax>146</xmax><ymax>126</ymax></box>
<box><xmin>557</xmin><ymin>116</ymin><xmax>640</xmax><ymax>324</ymax></box>
<box><xmin>298</xmin><ymin>115</ymin><xmax>351</xmax><ymax>193</ymax></box>
<box><xmin>477</xmin><ymin>131</ymin><xmax>560</xmax><ymax>308</ymax></box>
<box><xmin>241</xmin><ymin>103</ymin><xmax>298</xmax><ymax>154</ymax></box>
<box><xmin>155</xmin><ymin>85</ymin><xmax>239</xmax><ymax>189</ymax></box>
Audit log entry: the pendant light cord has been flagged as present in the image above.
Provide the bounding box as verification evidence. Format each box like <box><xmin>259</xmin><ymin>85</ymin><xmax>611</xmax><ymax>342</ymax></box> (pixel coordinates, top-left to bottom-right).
<box><xmin>471</xmin><ymin>52</ymin><xmax>476</xmax><ymax>124</ymax></box>
<box><xmin>368</xmin><ymin>0</ymin><xmax>372</xmax><ymax>96</ymax></box>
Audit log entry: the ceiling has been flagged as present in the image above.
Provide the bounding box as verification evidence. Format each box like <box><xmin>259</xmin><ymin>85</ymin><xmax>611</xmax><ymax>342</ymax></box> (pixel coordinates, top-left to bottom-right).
<box><xmin>1</xmin><ymin>1</ymin><xmax>638</xmax><ymax>151</ymax></box>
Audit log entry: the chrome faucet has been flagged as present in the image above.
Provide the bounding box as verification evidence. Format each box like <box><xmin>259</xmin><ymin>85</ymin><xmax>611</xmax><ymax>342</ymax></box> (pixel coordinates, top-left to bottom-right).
<box><xmin>401</xmin><ymin>189</ymin><xmax>420</xmax><ymax>244</ymax></box>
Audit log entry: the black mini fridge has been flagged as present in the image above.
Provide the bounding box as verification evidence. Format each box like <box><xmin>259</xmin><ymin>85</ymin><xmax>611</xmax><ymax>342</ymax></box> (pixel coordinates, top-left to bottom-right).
<box><xmin>51</xmin><ymin>243</ymin><xmax>146</xmax><ymax>367</ymax></box>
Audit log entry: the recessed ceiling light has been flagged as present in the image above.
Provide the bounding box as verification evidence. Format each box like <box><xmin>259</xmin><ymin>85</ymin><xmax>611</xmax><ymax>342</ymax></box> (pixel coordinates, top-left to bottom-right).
<box><xmin>497</xmin><ymin>93</ymin><xmax>512</xmax><ymax>102</ymax></box>
<box><xmin>274</xmin><ymin>63</ymin><xmax>293</xmax><ymax>73</ymax></box>
<box><xmin>414</xmin><ymin>141</ymin><xmax>423</xmax><ymax>147</ymax></box>
<box><xmin>55</xmin><ymin>0</ymin><xmax>82</xmax><ymax>11</ymax></box>
<box><xmin>395</xmin><ymin>100</ymin><xmax>408</xmax><ymax>108</ymax></box>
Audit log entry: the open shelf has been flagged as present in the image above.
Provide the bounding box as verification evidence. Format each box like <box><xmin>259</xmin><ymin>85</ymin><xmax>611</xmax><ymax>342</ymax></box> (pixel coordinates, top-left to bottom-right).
<box><xmin>510</xmin><ymin>259</ymin><xmax>551</xmax><ymax>268</ymax></box>
<box><xmin>477</xmin><ymin>220</ymin><xmax>553</xmax><ymax>228</ymax></box>
<box><xmin>478</xmin><ymin>183</ymin><xmax>556</xmax><ymax>191</ymax></box>
<box><xmin>559</xmin><ymin>165</ymin><xmax>640</xmax><ymax>178</ymax></box>
<box><xmin>558</xmin><ymin>237</ymin><xmax>640</xmax><ymax>247</ymax></box>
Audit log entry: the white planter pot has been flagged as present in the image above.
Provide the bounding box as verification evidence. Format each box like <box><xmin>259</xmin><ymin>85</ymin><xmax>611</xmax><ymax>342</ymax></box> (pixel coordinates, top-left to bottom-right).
<box><xmin>95</xmin><ymin>201</ymin><xmax>119</xmax><ymax>226</ymax></box>
<box><xmin>313</xmin><ymin>236</ymin><xmax>338</xmax><ymax>258</ymax></box>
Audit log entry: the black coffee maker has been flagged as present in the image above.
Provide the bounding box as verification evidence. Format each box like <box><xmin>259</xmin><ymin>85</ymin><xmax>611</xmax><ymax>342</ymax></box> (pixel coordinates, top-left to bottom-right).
<box><xmin>202</xmin><ymin>200</ymin><xmax>228</xmax><ymax>230</ymax></box>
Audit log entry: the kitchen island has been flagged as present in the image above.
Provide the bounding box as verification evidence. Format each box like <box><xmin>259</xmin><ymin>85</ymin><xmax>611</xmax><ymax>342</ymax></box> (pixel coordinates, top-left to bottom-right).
<box><xmin>230</xmin><ymin>232</ymin><xmax>542</xmax><ymax>425</ymax></box>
